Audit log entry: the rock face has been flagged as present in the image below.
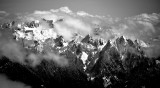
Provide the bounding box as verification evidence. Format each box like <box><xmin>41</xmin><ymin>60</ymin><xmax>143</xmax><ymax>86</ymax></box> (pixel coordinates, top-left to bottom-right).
<box><xmin>0</xmin><ymin>20</ymin><xmax>160</xmax><ymax>88</ymax></box>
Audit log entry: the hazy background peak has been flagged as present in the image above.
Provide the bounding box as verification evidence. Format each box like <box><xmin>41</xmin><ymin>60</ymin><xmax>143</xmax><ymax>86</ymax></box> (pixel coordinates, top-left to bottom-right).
<box><xmin>0</xmin><ymin>0</ymin><xmax>160</xmax><ymax>18</ymax></box>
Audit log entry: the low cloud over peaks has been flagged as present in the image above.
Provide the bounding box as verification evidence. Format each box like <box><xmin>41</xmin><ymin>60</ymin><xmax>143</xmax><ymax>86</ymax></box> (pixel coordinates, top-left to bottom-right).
<box><xmin>0</xmin><ymin>29</ymin><xmax>68</xmax><ymax>67</ymax></box>
<box><xmin>0</xmin><ymin>74</ymin><xmax>31</xmax><ymax>88</ymax></box>
<box><xmin>0</xmin><ymin>7</ymin><xmax>160</xmax><ymax>58</ymax></box>
<box><xmin>17</xmin><ymin>7</ymin><xmax>95</xmax><ymax>41</ymax></box>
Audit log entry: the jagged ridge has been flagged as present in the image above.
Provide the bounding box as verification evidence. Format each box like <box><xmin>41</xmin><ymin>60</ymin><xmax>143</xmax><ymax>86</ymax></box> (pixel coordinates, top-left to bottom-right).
<box><xmin>0</xmin><ymin>20</ymin><xmax>160</xmax><ymax>88</ymax></box>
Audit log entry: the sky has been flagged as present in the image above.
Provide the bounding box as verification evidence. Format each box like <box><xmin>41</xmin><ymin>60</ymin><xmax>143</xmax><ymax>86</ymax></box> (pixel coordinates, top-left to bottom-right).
<box><xmin>0</xmin><ymin>0</ymin><xmax>160</xmax><ymax>87</ymax></box>
<box><xmin>0</xmin><ymin>0</ymin><xmax>159</xmax><ymax>18</ymax></box>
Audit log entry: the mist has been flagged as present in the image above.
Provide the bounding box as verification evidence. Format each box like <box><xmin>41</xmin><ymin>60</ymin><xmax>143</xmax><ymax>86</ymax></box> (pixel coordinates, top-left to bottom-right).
<box><xmin>0</xmin><ymin>74</ymin><xmax>31</xmax><ymax>88</ymax></box>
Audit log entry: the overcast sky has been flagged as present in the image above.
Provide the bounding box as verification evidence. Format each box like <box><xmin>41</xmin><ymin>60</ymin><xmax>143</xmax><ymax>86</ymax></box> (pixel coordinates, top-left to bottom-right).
<box><xmin>0</xmin><ymin>0</ymin><xmax>160</xmax><ymax>18</ymax></box>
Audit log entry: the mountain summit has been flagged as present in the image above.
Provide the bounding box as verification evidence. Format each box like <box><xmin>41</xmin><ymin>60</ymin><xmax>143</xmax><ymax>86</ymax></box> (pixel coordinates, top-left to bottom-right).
<box><xmin>0</xmin><ymin>12</ymin><xmax>160</xmax><ymax>88</ymax></box>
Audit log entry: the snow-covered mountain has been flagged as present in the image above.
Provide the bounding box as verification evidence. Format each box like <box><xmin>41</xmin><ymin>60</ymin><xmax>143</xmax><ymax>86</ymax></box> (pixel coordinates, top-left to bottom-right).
<box><xmin>0</xmin><ymin>8</ymin><xmax>160</xmax><ymax>88</ymax></box>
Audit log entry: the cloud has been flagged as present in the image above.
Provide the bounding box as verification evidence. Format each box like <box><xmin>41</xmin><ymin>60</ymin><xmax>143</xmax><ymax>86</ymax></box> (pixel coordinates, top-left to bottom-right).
<box><xmin>0</xmin><ymin>11</ymin><xmax>9</xmax><ymax>16</ymax></box>
<box><xmin>0</xmin><ymin>74</ymin><xmax>31</xmax><ymax>88</ymax></box>
<box><xmin>77</xmin><ymin>11</ymin><xmax>94</xmax><ymax>17</ymax></box>
<box><xmin>26</xmin><ymin>52</ymin><xmax>68</xmax><ymax>67</ymax></box>
<box><xmin>0</xmin><ymin>11</ymin><xmax>7</xmax><ymax>14</ymax></box>
<box><xmin>111</xmin><ymin>13</ymin><xmax>160</xmax><ymax>39</ymax></box>
<box><xmin>0</xmin><ymin>31</ymin><xmax>68</xmax><ymax>67</ymax></box>
<box><xmin>54</xmin><ymin>23</ymin><xmax>73</xmax><ymax>40</ymax></box>
<box><xmin>64</xmin><ymin>17</ymin><xmax>92</xmax><ymax>32</ymax></box>
<box><xmin>26</xmin><ymin>53</ymin><xmax>41</xmax><ymax>66</ymax></box>
<box><xmin>51</xmin><ymin>6</ymin><xmax>73</xmax><ymax>14</ymax></box>
<box><xmin>43</xmin><ymin>52</ymin><xmax>68</xmax><ymax>66</ymax></box>
<box><xmin>137</xmin><ymin>21</ymin><xmax>155</xmax><ymax>33</ymax></box>
<box><xmin>0</xmin><ymin>41</ymin><xmax>26</xmax><ymax>63</ymax></box>
<box><xmin>53</xmin><ymin>17</ymin><xmax>92</xmax><ymax>41</ymax></box>
<box><xmin>34</xmin><ymin>10</ymin><xmax>51</xmax><ymax>15</ymax></box>
<box><xmin>108</xmin><ymin>13</ymin><xmax>160</xmax><ymax>57</ymax></box>
<box><xmin>132</xmin><ymin>13</ymin><xmax>160</xmax><ymax>22</ymax></box>
<box><xmin>0</xmin><ymin>11</ymin><xmax>9</xmax><ymax>20</ymax></box>
<box><xmin>17</xmin><ymin>7</ymin><xmax>93</xmax><ymax>41</ymax></box>
<box><xmin>19</xmin><ymin>8</ymin><xmax>160</xmax><ymax>58</ymax></box>
<box><xmin>0</xmin><ymin>32</ymin><xmax>27</xmax><ymax>64</ymax></box>
<box><xmin>1</xmin><ymin>7</ymin><xmax>160</xmax><ymax>58</ymax></box>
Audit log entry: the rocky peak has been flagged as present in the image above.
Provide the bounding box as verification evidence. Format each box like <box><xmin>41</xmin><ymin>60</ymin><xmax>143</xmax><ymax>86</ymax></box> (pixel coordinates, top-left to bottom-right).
<box><xmin>0</xmin><ymin>20</ymin><xmax>159</xmax><ymax>88</ymax></box>
<box><xmin>54</xmin><ymin>35</ymin><xmax>65</xmax><ymax>47</ymax></box>
<box><xmin>81</xmin><ymin>34</ymin><xmax>92</xmax><ymax>43</ymax></box>
<box><xmin>101</xmin><ymin>40</ymin><xmax>112</xmax><ymax>53</ymax></box>
<box><xmin>116</xmin><ymin>36</ymin><xmax>126</xmax><ymax>45</ymax></box>
<box><xmin>126</xmin><ymin>38</ymin><xmax>135</xmax><ymax>46</ymax></box>
<box><xmin>42</xmin><ymin>18</ymin><xmax>54</xmax><ymax>28</ymax></box>
<box><xmin>0</xmin><ymin>21</ymin><xmax>15</xmax><ymax>29</ymax></box>
<box><xmin>24</xmin><ymin>20</ymin><xmax>39</xmax><ymax>28</ymax></box>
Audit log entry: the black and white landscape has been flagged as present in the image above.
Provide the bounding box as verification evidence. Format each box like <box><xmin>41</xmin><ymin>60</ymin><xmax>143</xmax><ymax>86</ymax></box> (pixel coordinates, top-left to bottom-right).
<box><xmin>0</xmin><ymin>0</ymin><xmax>160</xmax><ymax>88</ymax></box>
